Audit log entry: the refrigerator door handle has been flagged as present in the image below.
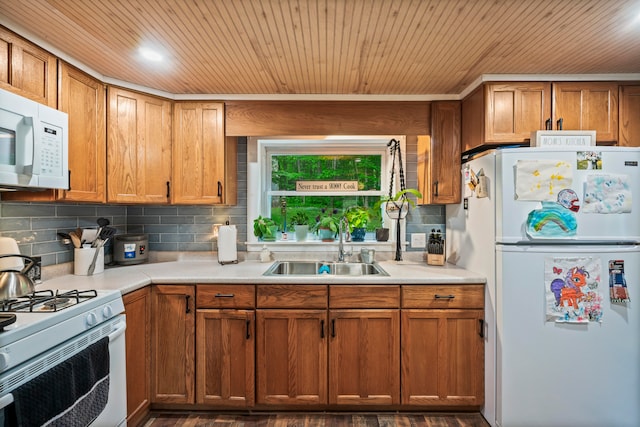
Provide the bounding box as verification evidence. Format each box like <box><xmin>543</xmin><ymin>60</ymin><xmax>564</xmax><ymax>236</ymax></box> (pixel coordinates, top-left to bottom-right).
<box><xmin>478</xmin><ymin>319</ymin><xmax>484</xmax><ymax>338</ymax></box>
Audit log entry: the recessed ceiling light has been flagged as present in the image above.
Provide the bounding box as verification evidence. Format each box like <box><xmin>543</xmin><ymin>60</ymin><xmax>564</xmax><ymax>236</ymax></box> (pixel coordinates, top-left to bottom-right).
<box><xmin>139</xmin><ymin>47</ymin><xmax>163</xmax><ymax>62</ymax></box>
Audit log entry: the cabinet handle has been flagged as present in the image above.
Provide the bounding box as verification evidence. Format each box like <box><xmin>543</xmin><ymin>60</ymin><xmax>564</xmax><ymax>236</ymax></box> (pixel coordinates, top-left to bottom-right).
<box><xmin>67</xmin><ymin>170</ymin><xmax>71</xmax><ymax>191</ymax></box>
<box><xmin>556</xmin><ymin>118</ymin><xmax>563</xmax><ymax>130</ymax></box>
<box><xmin>214</xmin><ymin>293</ymin><xmax>235</xmax><ymax>298</ymax></box>
<box><xmin>246</xmin><ymin>320</ymin><xmax>251</xmax><ymax>340</ymax></box>
<box><xmin>217</xmin><ymin>181</ymin><xmax>223</xmax><ymax>197</ymax></box>
<box><xmin>166</xmin><ymin>181</ymin><xmax>171</xmax><ymax>198</ymax></box>
<box><xmin>320</xmin><ymin>320</ymin><xmax>325</xmax><ymax>338</ymax></box>
<box><xmin>434</xmin><ymin>294</ymin><xmax>455</xmax><ymax>299</ymax></box>
<box><xmin>434</xmin><ymin>180</ymin><xmax>439</xmax><ymax>197</ymax></box>
<box><xmin>478</xmin><ymin>319</ymin><xmax>485</xmax><ymax>338</ymax></box>
<box><xmin>185</xmin><ymin>295</ymin><xmax>191</xmax><ymax>313</ymax></box>
<box><xmin>545</xmin><ymin>118</ymin><xmax>552</xmax><ymax>130</ymax></box>
<box><xmin>331</xmin><ymin>319</ymin><xmax>336</xmax><ymax>337</ymax></box>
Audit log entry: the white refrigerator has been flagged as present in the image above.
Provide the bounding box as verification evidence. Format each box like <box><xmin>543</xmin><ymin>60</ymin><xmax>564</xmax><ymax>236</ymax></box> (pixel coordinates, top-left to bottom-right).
<box><xmin>446</xmin><ymin>146</ymin><xmax>640</xmax><ymax>427</ymax></box>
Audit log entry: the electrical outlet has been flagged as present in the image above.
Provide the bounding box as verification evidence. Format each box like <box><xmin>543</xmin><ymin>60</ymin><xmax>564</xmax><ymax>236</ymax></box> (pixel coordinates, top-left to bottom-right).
<box><xmin>25</xmin><ymin>256</ymin><xmax>42</xmax><ymax>283</ymax></box>
<box><xmin>411</xmin><ymin>233</ymin><xmax>426</xmax><ymax>248</ymax></box>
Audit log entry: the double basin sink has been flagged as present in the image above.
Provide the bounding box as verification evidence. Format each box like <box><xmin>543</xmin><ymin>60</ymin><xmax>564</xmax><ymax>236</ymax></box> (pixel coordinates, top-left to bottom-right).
<box><xmin>263</xmin><ymin>260</ymin><xmax>388</xmax><ymax>277</ymax></box>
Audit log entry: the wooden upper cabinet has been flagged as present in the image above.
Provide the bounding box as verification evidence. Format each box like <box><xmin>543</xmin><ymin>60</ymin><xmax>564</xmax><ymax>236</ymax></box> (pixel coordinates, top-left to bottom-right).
<box><xmin>619</xmin><ymin>85</ymin><xmax>640</xmax><ymax>147</ymax></box>
<box><xmin>58</xmin><ymin>62</ymin><xmax>106</xmax><ymax>202</ymax></box>
<box><xmin>552</xmin><ymin>82</ymin><xmax>618</xmax><ymax>142</ymax></box>
<box><xmin>0</xmin><ymin>26</ymin><xmax>57</xmax><ymax>108</ymax></box>
<box><xmin>462</xmin><ymin>82</ymin><xmax>551</xmax><ymax>152</ymax></box>
<box><xmin>417</xmin><ymin>101</ymin><xmax>461</xmax><ymax>205</ymax></box>
<box><xmin>172</xmin><ymin>102</ymin><xmax>226</xmax><ymax>204</ymax></box>
<box><xmin>107</xmin><ymin>87</ymin><xmax>172</xmax><ymax>204</ymax></box>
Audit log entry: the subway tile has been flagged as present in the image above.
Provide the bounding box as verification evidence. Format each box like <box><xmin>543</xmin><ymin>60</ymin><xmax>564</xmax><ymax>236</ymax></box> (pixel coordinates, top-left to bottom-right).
<box><xmin>56</xmin><ymin>250</ymin><xmax>73</xmax><ymax>264</ymax></box>
<box><xmin>127</xmin><ymin>225</ymin><xmax>145</xmax><ymax>234</ymax></box>
<box><xmin>195</xmin><ymin>234</ymin><xmax>215</xmax><ymax>243</ymax></box>
<box><xmin>56</xmin><ymin>205</ymin><xmax>98</xmax><ymax>217</ymax></box>
<box><xmin>149</xmin><ymin>242</ymin><xmax>178</xmax><ymax>251</ymax></box>
<box><xmin>127</xmin><ymin>206</ymin><xmax>144</xmax><ymax>216</ymax></box>
<box><xmin>178</xmin><ymin>206</ymin><xmax>214</xmax><ymax>216</ymax></box>
<box><xmin>161</xmin><ymin>233</ymin><xmax>194</xmax><ymax>243</ymax></box>
<box><xmin>144</xmin><ymin>207</ymin><xmax>178</xmax><ymax>216</ymax></box>
<box><xmin>42</xmin><ymin>254</ymin><xmax>57</xmax><ymax>267</ymax></box>
<box><xmin>179</xmin><ymin>224</ymin><xmax>215</xmax><ymax>234</ymax></box>
<box><xmin>32</xmin><ymin>241</ymin><xmax>70</xmax><ymax>256</ymax></box>
<box><xmin>143</xmin><ymin>224</ymin><xmax>178</xmax><ymax>234</ymax></box>
<box><xmin>0</xmin><ymin>217</ymin><xmax>31</xmax><ymax>231</ymax></box>
<box><xmin>161</xmin><ymin>216</ymin><xmax>194</xmax><ymax>225</ymax></box>
<box><xmin>127</xmin><ymin>216</ymin><xmax>160</xmax><ymax>225</ymax></box>
<box><xmin>32</xmin><ymin>217</ymin><xmax>79</xmax><ymax>230</ymax></box>
<box><xmin>1</xmin><ymin>203</ymin><xmax>56</xmax><ymax>217</ymax></box>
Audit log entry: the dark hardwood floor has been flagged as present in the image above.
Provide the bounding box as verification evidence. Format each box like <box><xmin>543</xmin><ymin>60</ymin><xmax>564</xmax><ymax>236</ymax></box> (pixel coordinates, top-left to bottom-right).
<box><xmin>142</xmin><ymin>412</ymin><xmax>490</xmax><ymax>427</ymax></box>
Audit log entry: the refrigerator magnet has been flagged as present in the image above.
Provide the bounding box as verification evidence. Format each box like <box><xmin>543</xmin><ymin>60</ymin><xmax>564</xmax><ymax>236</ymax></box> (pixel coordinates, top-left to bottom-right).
<box><xmin>609</xmin><ymin>260</ymin><xmax>630</xmax><ymax>303</ymax></box>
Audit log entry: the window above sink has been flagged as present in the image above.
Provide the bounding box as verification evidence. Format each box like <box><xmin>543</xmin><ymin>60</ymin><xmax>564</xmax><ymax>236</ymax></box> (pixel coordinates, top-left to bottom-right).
<box><xmin>247</xmin><ymin>136</ymin><xmax>408</xmax><ymax>251</ymax></box>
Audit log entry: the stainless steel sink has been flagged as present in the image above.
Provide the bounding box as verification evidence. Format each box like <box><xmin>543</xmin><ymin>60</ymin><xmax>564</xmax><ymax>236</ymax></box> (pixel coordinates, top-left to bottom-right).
<box><xmin>263</xmin><ymin>261</ymin><xmax>388</xmax><ymax>276</ymax></box>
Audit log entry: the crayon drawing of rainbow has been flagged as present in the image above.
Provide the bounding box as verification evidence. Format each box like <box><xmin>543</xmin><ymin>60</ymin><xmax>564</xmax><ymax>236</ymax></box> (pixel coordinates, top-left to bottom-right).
<box><xmin>526</xmin><ymin>202</ymin><xmax>577</xmax><ymax>238</ymax></box>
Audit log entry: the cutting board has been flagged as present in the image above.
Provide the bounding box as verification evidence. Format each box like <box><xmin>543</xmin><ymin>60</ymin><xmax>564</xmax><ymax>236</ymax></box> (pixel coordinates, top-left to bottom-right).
<box><xmin>217</xmin><ymin>225</ymin><xmax>238</xmax><ymax>265</ymax></box>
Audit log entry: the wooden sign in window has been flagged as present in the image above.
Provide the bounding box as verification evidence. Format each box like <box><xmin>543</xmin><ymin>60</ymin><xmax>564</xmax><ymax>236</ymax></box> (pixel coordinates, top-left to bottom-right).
<box><xmin>296</xmin><ymin>181</ymin><xmax>358</xmax><ymax>192</ymax></box>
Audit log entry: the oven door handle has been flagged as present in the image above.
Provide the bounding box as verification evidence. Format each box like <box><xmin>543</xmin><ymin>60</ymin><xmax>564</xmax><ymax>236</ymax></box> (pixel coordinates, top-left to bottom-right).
<box><xmin>0</xmin><ymin>393</ymin><xmax>14</xmax><ymax>411</ymax></box>
<box><xmin>108</xmin><ymin>319</ymin><xmax>126</xmax><ymax>343</ymax></box>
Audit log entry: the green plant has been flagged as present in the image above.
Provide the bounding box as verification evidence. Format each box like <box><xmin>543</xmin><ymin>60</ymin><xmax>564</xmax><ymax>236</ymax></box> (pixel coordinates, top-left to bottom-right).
<box><xmin>345</xmin><ymin>206</ymin><xmax>371</xmax><ymax>232</ymax></box>
<box><xmin>313</xmin><ymin>208</ymin><xmax>341</xmax><ymax>234</ymax></box>
<box><xmin>290</xmin><ymin>211</ymin><xmax>310</xmax><ymax>226</ymax></box>
<box><xmin>373</xmin><ymin>188</ymin><xmax>423</xmax><ymax>211</ymax></box>
<box><xmin>253</xmin><ymin>216</ymin><xmax>277</xmax><ymax>239</ymax></box>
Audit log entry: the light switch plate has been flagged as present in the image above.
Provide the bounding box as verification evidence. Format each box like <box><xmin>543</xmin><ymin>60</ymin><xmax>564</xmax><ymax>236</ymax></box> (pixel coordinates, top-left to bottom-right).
<box><xmin>411</xmin><ymin>233</ymin><xmax>426</xmax><ymax>248</ymax></box>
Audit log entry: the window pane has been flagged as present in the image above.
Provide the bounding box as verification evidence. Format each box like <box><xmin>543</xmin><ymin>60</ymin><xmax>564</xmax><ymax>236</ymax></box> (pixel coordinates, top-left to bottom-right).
<box><xmin>270</xmin><ymin>154</ymin><xmax>382</xmax><ymax>191</ymax></box>
<box><xmin>271</xmin><ymin>195</ymin><xmax>383</xmax><ymax>232</ymax></box>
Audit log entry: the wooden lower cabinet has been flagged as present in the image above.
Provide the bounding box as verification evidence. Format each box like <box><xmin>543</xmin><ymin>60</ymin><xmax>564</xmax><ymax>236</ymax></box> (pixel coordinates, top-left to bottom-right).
<box><xmin>256</xmin><ymin>309</ymin><xmax>328</xmax><ymax>405</ymax></box>
<box><xmin>401</xmin><ymin>309</ymin><xmax>484</xmax><ymax>406</ymax></box>
<box><xmin>401</xmin><ymin>284</ymin><xmax>485</xmax><ymax>407</ymax></box>
<box><xmin>151</xmin><ymin>285</ymin><xmax>195</xmax><ymax>404</ymax></box>
<box><xmin>196</xmin><ymin>309</ymin><xmax>255</xmax><ymax>406</ymax></box>
<box><xmin>328</xmin><ymin>309</ymin><xmax>400</xmax><ymax>405</ymax></box>
<box><xmin>123</xmin><ymin>287</ymin><xmax>151</xmax><ymax>426</ymax></box>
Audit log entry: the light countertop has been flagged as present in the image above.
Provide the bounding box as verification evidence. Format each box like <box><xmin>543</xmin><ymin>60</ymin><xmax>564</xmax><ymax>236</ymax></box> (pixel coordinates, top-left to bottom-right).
<box><xmin>38</xmin><ymin>254</ymin><xmax>486</xmax><ymax>295</ymax></box>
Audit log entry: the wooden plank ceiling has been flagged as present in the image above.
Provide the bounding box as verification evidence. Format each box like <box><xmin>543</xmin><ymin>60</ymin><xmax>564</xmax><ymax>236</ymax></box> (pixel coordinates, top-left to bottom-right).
<box><xmin>0</xmin><ymin>0</ymin><xmax>638</xmax><ymax>96</ymax></box>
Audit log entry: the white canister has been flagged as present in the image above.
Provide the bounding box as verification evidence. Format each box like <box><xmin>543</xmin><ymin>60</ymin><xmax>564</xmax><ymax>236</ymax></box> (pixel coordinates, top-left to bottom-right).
<box><xmin>74</xmin><ymin>247</ymin><xmax>104</xmax><ymax>276</ymax></box>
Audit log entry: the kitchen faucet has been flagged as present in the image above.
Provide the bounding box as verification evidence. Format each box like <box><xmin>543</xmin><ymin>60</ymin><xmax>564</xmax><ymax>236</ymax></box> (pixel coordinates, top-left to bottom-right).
<box><xmin>337</xmin><ymin>216</ymin><xmax>352</xmax><ymax>262</ymax></box>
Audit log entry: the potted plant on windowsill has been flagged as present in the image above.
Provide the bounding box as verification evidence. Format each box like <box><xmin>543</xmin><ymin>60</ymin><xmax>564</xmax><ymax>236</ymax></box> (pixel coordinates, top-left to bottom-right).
<box><xmin>253</xmin><ymin>216</ymin><xmax>278</xmax><ymax>241</ymax></box>
<box><xmin>290</xmin><ymin>211</ymin><xmax>310</xmax><ymax>242</ymax></box>
<box><xmin>313</xmin><ymin>209</ymin><xmax>341</xmax><ymax>242</ymax></box>
<box><xmin>345</xmin><ymin>206</ymin><xmax>371</xmax><ymax>242</ymax></box>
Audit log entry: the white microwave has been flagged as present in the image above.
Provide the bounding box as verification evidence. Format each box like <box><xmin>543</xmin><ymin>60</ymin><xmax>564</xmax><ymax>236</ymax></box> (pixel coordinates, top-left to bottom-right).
<box><xmin>0</xmin><ymin>88</ymin><xmax>68</xmax><ymax>190</ymax></box>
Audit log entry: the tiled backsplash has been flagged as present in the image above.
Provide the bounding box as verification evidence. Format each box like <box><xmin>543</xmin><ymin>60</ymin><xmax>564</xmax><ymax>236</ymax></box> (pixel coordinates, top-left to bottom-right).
<box><xmin>0</xmin><ymin>138</ymin><xmax>444</xmax><ymax>267</ymax></box>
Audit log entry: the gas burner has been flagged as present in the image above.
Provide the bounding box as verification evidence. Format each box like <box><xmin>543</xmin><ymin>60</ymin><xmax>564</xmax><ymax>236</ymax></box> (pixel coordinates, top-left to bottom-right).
<box><xmin>0</xmin><ymin>290</ymin><xmax>98</xmax><ymax>313</ymax></box>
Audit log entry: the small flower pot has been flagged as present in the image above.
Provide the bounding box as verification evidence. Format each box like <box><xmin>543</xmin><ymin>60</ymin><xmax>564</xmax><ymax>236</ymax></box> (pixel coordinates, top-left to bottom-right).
<box><xmin>375</xmin><ymin>228</ymin><xmax>390</xmax><ymax>242</ymax></box>
<box><xmin>385</xmin><ymin>200</ymin><xmax>410</xmax><ymax>219</ymax></box>
<box><xmin>318</xmin><ymin>227</ymin><xmax>335</xmax><ymax>242</ymax></box>
<box><xmin>351</xmin><ymin>227</ymin><xmax>366</xmax><ymax>242</ymax></box>
<box><xmin>294</xmin><ymin>225</ymin><xmax>309</xmax><ymax>241</ymax></box>
<box><xmin>259</xmin><ymin>225</ymin><xmax>278</xmax><ymax>241</ymax></box>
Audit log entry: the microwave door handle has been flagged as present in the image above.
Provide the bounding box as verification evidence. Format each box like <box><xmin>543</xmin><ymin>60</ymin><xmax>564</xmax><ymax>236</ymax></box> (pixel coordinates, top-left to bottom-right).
<box><xmin>18</xmin><ymin>116</ymin><xmax>39</xmax><ymax>177</ymax></box>
<box><xmin>30</xmin><ymin>117</ymin><xmax>42</xmax><ymax>176</ymax></box>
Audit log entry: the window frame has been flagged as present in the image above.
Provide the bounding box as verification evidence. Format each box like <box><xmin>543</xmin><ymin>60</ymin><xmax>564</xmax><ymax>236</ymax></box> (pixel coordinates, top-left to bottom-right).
<box><xmin>247</xmin><ymin>136</ymin><xmax>407</xmax><ymax>249</ymax></box>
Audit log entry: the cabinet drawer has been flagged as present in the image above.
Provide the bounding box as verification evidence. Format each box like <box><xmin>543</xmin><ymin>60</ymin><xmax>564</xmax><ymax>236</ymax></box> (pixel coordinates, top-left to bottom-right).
<box><xmin>330</xmin><ymin>285</ymin><xmax>400</xmax><ymax>308</ymax></box>
<box><xmin>402</xmin><ymin>284</ymin><xmax>484</xmax><ymax>309</ymax></box>
<box><xmin>257</xmin><ymin>285</ymin><xmax>327</xmax><ymax>308</ymax></box>
<box><xmin>197</xmin><ymin>285</ymin><xmax>255</xmax><ymax>308</ymax></box>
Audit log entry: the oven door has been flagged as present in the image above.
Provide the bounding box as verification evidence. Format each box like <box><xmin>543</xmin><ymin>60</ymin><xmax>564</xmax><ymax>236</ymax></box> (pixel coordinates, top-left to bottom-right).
<box><xmin>0</xmin><ymin>314</ymin><xmax>127</xmax><ymax>426</ymax></box>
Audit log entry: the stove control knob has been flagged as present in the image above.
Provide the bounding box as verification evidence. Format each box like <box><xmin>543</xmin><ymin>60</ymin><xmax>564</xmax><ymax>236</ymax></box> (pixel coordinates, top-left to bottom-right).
<box><xmin>102</xmin><ymin>305</ymin><xmax>113</xmax><ymax>319</ymax></box>
<box><xmin>86</xmin><ymin>312</ymin><xmax>98</xmax><ymax>327</ymax></box>
<box><xmin>0</xmin><ymin>352</ymin><xmax>9</xmax><ymax>370</ymax></box>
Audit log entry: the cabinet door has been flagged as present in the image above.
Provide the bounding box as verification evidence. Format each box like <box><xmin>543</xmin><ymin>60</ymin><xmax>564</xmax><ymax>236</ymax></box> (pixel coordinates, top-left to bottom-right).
<box><xmin>123</xmin><ymin>288</ymin><xmax>151</xmax><ymax>426</ymax></box>
<box><xmin>58</xmin><ymin>62</ymin><xmax>106</xmax><ymax>202</ymax></box>
<box><xmin>151</xmin><ymin>285</ymin><xmax>195</xmax><ymax>404</ymax></box>
<box><xmin>107</xmin><ymin>87</ymin><xmax>172</xmax><ymax>203</ymax></box>
<box><xmin>173</xmin><ymin>102</ymin><xmax>226</xmax><ymax>204</ymax></box>
<box><xmin>196</xmin><ymin>309</ymin><xmax>254</xmax><ymax>406</ymax></box>
<box><xmin>485</xmin><ymin>82</ymin><xmax>551</xmax><ymax>143</ymax></box>
<box><xmin>418</xmin><ymin>102</ymin><xmax>461</xmax><ymax>205</ymax></box>
<box><xmin>329</xmin><ymin>309</ymin><xmax>400</xmax><ymax>405</ymax></box>
<box><xmin>619</xmin><ymin>85</ymin><xmax>640</xmax><ymax>147</ymax></box>
<box><xmin>401</xmin><ymin>309</ymin><xmax>484</xmax><ymax>406</ymax></box>
<box><xmin>552</xmin><ymin>82</ymin><xmax>618</xmax><ymax>142</ymax></box>
<box><xmin>0</xmin><ymin>27</ymin><xmax>57</xmax><ymax>108</ymax></box>
<box><xmin>256</xmin><ymin>310</ymin><xmax>327</xmax><ymax>405</ymax></box>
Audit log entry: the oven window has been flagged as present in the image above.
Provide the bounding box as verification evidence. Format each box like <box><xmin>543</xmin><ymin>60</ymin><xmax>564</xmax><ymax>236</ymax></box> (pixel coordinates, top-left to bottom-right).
<box><xmin>0</xmin><ymin>126</ymin><xmax>16</xmax><ymax>166</ymax></box>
